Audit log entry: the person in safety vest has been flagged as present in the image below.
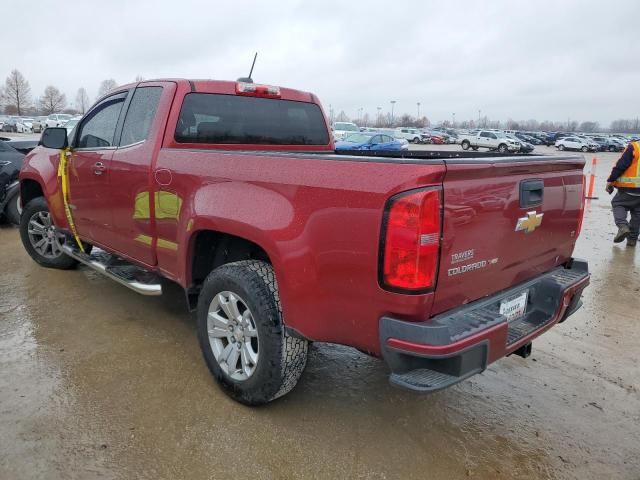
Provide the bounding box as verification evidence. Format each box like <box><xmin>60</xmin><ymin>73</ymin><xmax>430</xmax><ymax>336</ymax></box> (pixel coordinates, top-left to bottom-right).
<box><xmin>606</xmin><ymin>141</ymin><xmax>640</xmax><ymax>246</ymax></box>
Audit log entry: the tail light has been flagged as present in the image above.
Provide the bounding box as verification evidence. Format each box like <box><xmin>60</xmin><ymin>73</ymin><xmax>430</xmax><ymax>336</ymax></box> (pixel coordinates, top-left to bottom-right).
<box><xmin>576</xmin><ymin>174</ymin><xmax>586</xmax><ymax>238</ymax></box>
<box><xmin>236</xmin><ymin>82</ymin><xmax>281</xmax><ymax>98</ymax></box>
<box><xmin>381</xmin><ymin>187</ymin><xmax>442</xmax><ymax>292</ymax></box>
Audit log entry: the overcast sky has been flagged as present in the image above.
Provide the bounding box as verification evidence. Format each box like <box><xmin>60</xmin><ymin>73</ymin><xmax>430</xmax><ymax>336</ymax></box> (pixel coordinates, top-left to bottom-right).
<box><xmin>3</xmin><ymin>0</ymin><xmax>639</xmax><ymax>125</ymax></box>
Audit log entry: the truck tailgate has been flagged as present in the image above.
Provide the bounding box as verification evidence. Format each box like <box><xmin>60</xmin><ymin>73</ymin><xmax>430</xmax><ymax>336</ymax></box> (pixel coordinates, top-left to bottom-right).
<box><xmin>432</xmin><ymin>157</ymin><xmax>585</xmax><ymax>316</ymax></box>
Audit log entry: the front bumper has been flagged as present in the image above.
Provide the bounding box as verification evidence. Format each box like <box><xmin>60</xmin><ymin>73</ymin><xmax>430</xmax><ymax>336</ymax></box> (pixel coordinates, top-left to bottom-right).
<box><xmin>380</xmin><ymin>259</ymin><xmax>590</xmax><ymax>392</ymax></box>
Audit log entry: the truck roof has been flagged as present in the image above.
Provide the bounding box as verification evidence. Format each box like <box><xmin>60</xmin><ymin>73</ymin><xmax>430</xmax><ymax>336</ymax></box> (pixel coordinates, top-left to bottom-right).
<box><xmin>114</xmin><ymin>79</ymin><xmax>320</xmax><ymax>104</ymax></box>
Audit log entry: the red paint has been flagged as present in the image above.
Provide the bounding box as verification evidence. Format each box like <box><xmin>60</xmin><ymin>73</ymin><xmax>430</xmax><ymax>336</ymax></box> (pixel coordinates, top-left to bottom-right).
<box><xmin>20</xmin><ymin>78</ymin><xmax>587</xmax><ymax>359</ymax></box>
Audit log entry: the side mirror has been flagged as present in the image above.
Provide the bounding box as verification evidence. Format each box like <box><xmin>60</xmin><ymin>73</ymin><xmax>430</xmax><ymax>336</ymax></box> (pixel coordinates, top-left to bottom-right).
<box><xmin>40</xmin><ymin>128</ymin><xmax>68</xmax><ymax>149</ymax></box>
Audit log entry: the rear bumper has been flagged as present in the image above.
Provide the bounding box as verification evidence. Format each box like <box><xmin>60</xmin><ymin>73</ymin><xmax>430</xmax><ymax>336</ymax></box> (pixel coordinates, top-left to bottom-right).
<box><xmin>380</xmin><ymin>259</ymin><xmax>590</xmax><ymax>392</ymax></box>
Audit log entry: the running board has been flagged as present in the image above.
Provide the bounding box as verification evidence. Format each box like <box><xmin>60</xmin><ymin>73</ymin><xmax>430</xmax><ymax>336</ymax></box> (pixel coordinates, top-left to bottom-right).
<box><xmin>61</xmin><ymin>245</ymin><xmax>162</xmax><ymax>296</ymax></box>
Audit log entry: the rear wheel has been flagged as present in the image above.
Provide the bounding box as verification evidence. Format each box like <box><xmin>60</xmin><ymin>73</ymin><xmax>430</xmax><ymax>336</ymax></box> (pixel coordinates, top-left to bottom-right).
<box><xmin>609</xmin><ymin>145</ymin><xmax>616</xmax><ymax>152</ymax></box>
<box><xmin>197</xmin><ymin>260</ymin><xmax>308</xmax><ymax>405</ymax></box>
<box><xmin>461</xmin><ymin>140</ymin><xmax>470</xmax><ymax>150</ymax></box>
<box><xmin>558</xmin><ymin>144</ymin><xmax>565</xmax><ymax>151</ymax></box>
<box><xmin>471</xmin><ymin>146</ymin><xmax>479</xmax><ymax>151</ymax></box>
<box><xmin>19</xmin><ymin>197</ymin><xmax>78</xmax><ymax>269</ymax></box>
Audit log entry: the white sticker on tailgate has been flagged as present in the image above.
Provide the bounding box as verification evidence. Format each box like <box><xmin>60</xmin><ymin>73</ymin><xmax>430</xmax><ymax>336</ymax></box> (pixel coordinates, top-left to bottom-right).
<box><xmin>500</xmin><ymin>291</ymin><xmax>528</xmax><ymax>322</ymax></box>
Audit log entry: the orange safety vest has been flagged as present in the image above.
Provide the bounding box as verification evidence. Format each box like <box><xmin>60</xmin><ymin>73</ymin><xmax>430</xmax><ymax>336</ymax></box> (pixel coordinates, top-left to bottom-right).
<box><xmin>613</xmin><ymin>141</ymin><xmax>640</xmax><ymax>188</ymax></box>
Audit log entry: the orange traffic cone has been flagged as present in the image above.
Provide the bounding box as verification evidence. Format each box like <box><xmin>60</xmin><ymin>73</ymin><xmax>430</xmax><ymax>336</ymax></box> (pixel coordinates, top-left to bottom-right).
<box><xmin>585</xmin><ymin>157</ymin><xmax>598</xmax><ymax>199</ymax></box>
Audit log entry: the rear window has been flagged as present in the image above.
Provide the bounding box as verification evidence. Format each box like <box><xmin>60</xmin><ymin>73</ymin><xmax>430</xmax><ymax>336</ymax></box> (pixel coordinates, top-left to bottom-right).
<box><xmin>175</xmin><ymin>93</ymin><xmax>329</xmax><ymax>145</ymax></box>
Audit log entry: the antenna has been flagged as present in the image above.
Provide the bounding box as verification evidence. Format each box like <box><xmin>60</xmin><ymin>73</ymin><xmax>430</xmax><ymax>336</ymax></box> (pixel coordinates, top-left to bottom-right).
<box><xmin>237</xmin><ymin>52</ymin><xmax>258</xmax><ymax>83</ymax></box>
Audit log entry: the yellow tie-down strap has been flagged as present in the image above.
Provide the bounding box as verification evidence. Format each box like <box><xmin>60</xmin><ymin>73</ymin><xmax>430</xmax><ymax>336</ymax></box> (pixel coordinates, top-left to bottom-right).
<box><xmin>57</xmin><ymin>148</ymin><xmax>85</xmax><ymax>253</ymax></box>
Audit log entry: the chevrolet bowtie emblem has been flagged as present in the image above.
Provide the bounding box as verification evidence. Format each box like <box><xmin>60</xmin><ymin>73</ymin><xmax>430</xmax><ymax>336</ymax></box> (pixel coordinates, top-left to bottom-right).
<box><xmin>515</xmin><ymin>211</ymin><xmax>544</xmax><ymax>233</ymax></box>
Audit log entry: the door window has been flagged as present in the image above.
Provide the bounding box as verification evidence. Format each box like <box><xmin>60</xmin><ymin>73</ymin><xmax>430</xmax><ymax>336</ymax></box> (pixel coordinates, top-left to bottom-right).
<box><xmin>119</xmin><ymin>87</ymin><xmax>163</xmax><ymax>146</ymax></box>
<box><xmin>76</xmin><ymin>92</ymin><xmax>127</xmax><ymax>149</ymax></box>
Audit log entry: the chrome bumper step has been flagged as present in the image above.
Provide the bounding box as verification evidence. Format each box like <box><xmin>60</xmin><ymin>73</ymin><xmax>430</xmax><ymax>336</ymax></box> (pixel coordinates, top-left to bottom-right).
<box><xmin>62</xmin><ymin>245</ymin><xmax>162</xmax><ymax>296</ymax></box>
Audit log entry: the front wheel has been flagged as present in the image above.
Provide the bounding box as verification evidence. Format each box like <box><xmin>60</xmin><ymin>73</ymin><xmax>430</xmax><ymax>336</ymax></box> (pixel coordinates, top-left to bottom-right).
<box><xmin>197</xmin><ymin>260</ymin><xmax>309</xmax><ymax>405</ymax></box>
<box><xmin>412</xmin><ymin>137</ymin><xmax>421</xmax><ymax>144</ymax></box>
<box><xmin>558</xmin><ymin>144</ymin><xmax>565</xmax><ymax>151</ymax></box>
<box><xmin>498</xmin><ymin>143</ymin><xmax>508</xmax><ymax>153</ymax></box>
<box><xmin>581</xmin><ymin>146</ymin><xmax>589</xmax><ymax>152</ymax></box>
<box><xmin>19</xmin><ymin>197</ymin><xmax>78</xmax><ymax>269</ymax></box>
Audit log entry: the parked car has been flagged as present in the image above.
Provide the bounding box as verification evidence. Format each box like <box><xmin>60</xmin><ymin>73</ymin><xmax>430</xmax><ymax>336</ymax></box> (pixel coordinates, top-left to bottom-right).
<box><xmin>507</xmin><ymin>134</ymin><xmax>534</xmax><ymax>153</ymax></box>
<box><xmin>63</xmin><ymin>118</ymin><xmax>80</xmax><ymax>136</ymax></box>
<box><xmin>394</xmin><ymin>127</ymin><xmax>424</xmax><ymax>144</ymax></box>
<box><xmin>19</xmin><ymin>78</ymin><xmax>589</xmax><ymax>406</ymax></box>
<box><xmin>459</xmin><ymin>130</ymin><xmax>521</xmax><ymax>153</ymax></box>
<box><xmin>515</xmin><ymin>132</ymin><xmax>541</xmax><ymax>145</ymax></box>
<box><xmin>589</xmin><ymin>136</ymin><xmax>625</xmax><ymax>152</ymax></box>
<box><xmin>332</xmin><ymin>121</ymin><xmax>359</xmax><ymax>141</ymax></box>
<box><xmin>19</xmin><ymin>118</ymin><xmax>34</xmax><ymax>133</ymax></box>
<box><xmin>336</xmin><ymin>132</ymin><xmax>408</xmax><ymax>151</ymax></box>
<box><xmin>1</xmin><ymin>118</ymin><xmax>19</xmax><ymax>132</ymax></box>
<box><xmin>555</xmin><ymin>136</ymin><xmax>599</xmax><ymax>152</ymax></box>
<box><xmin>45</xmin><ymin>113</ymin><xmax>73</xmax><ymax>128</ymax></box>
<box><xmin>0</xmin><ymin>139</ymin><xmax>37</xmax><ymax>224</ymax></box>
<box><xmin>32</xmin><ymin>117</ymin><xmax>48</xmax><ymax>133</ymax></box>
<box><xmin>430</xmin><ymin>134</ymin><xmax>445</xmax><ymax>144</ymax></box>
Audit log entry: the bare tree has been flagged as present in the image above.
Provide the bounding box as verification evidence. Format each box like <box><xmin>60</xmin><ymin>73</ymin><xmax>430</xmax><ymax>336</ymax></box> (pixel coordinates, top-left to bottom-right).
<box><xmin>135</xmin><ymin>75</ymin><xmax>145</xmax><ymax>82</ymax></box>
<box><xmin>38</xmin><ymin>86</ymin><xmax>67</xmax><ymax>114</ymax></box>
<box><xmin>97</xmin><ymin>79</ymin><xmax>118</xmax><ymax>99</ymax></box>
<box><xmin>578</xmin><ymin>121</ymin><xmax>599</xmax><ymax>133</ymax></box>
<box><xmin>75</xmin><ymin>87</ymin><xmax>90</xmax><ymax>114</ymax></box>
<box><xmin>3</xmin><ymin>69</ymin><xmax>32</xmax><ymax>115</ymax></box>
<box><xmin>335</xmin><ymin>110</ymin><xmax>349</xmax><ymax>122</ymax></box>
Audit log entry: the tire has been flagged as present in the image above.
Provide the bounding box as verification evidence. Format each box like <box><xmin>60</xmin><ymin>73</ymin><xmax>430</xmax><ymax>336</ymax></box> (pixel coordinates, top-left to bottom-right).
<box><xmin>581</xmin><ymin>146</ymin><xmax>589</xmax><ymax>152</ymax></box>
<box><xmin>608</xmin><ymin>146</ymin><xmax>616</xmax><ymax>152</ymax></box>
<box><xmin>471</xmin><ymin>146</ymin><xmax>479</xmax><ymax>151</ymax></box>
<box><xmin>558</xmin><ymin>144</ymin><xmax>565</xmax><ymax>151</ymax></box>
<box><xmin>197</xmin><ymin>260</ymin><xmax>308</xmax><ymax>405</ymax></box>
<box><xmin>5</xmin><ymin>193</ymin><xmax>20</xmax><ymax>225</ymax></box>
<box><xmin>412</xmin><ymin>137</ymin><xmax>420</xmax><ymax>144</ymax></box>
<box><xmin>498</xmin><ymin>143</ymin><xmax>508</xmax><ymax>154</ymax></box>
<box><xmin>461</xmin><ymin>140</ymin><xmax>470</xmax><ymax>150</ymax></box>
<box><xmin>19</xmin><ymin>197</ymin><xmax>78</xmax><ymax>269</ymax></box>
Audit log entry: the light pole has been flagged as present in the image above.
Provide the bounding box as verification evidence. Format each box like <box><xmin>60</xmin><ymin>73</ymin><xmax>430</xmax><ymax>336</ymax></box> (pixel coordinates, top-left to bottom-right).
<box><xmin>452</xmin><ymin>113</ymin><xmax>456</xmax><ymax>128</ymax></box>
<box><xmin>478</xmin><ymin>109</ymin><xmax>481</xmax><ymax>126</ymax></box>
<box><xmin>329</xmin><ymin>104</ymin><xmax>334</xmax><ymax>123</ymax></box>
<box><xmin>377</xmin><ymin>106</ymin><xmax>381</xmax><ymax>126</ymax></box>
<box><xmin>390</xmin><ymin>100</ymin><xmax>396</xmax><ymax>126</ymax></box>
<box><xmin>417</xmin><ymin>102</ymin><xmax>421</xmax><ymax>119</ymax></box>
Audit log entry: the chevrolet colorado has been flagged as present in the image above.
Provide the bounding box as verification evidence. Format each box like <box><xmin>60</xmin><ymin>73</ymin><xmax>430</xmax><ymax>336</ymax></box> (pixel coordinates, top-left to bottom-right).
<box><xmin>19</xmin><ymin>79</ymin><xmax>589</xmax><ymax>405</ymax></box>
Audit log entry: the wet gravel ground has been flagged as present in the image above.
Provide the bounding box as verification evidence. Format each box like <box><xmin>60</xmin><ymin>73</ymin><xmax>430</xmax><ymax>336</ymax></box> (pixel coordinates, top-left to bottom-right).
<box><xmin>0</xmin><ymin>146</ymin><xmax>638</xmax><ymax>479</ymax></box>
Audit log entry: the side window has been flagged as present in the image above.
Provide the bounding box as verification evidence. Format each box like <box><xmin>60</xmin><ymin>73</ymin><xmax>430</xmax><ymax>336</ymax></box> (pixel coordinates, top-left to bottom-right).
<box><xmin>370</xmin><ymin>135</ymin><xmax>381</xmax><ymax>144</ymax></box>
<box><xmin>480</xmin><ymin>132</ymin><xmax>489</xmax><ymax>138</ymax></box>
<box><xmin>490</xmin><ymin>133</ymin><xmax>497</xmax><ymax>139</ymax></box>
<box><xmin>119</xmin><ymin>87</ymin><xmax>163</xmax><ymax>146</ymax></box>
<box><xmin>76</xmin><ymin>93</ymin><xmax>127</xmax><ymax>149</ymax></box>
<box><xmin>383</xmin><ymin>135</ymin><xmax>394</xmax><ymax>142</ymax></box>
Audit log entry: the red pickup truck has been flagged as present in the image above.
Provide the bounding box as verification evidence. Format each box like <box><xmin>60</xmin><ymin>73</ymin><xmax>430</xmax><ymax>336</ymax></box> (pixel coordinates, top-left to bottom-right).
<box><xmin>19</xmin><ymin>79</ymin><xmax>590</xmax><ymax>405</ymax></box>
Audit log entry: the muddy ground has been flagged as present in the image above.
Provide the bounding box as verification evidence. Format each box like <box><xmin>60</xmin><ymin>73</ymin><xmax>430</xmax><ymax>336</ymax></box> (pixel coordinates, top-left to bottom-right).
<box><xmin>0</xmin><ymin>146</ymin><xmax>638</xmax><ymax>479</ymax></box>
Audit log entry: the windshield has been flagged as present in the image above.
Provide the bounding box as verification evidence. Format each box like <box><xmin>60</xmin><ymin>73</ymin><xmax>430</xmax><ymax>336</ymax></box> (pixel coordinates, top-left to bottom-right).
<box><xmin>334</xmin><ymin>123</ymin><xmax>358</xmax><ymax>132</ymax></box>
<box><xmin>342</xmin><ymin>133</ymin><xmax>371</xmax><ymax>143</ymax></box>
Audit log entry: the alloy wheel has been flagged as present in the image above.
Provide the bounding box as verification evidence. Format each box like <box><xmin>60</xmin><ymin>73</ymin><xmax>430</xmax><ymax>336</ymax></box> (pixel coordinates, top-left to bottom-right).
<box><xmin>207</xmin><ymin>291</ymin><xmax>259</xmax><ymax>381</ymax></box>
<box><xmin>27</xmin><ymin>211</ymin><xmax>66</xmax><ymax>259</ymax></box>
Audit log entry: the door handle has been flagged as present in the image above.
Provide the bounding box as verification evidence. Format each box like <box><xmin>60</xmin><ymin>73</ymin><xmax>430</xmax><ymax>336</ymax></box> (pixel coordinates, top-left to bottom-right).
<box><xmin>94</xmin><ymin>162</ymin><xmax>107</xmax><ymax>175</ymax></box>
